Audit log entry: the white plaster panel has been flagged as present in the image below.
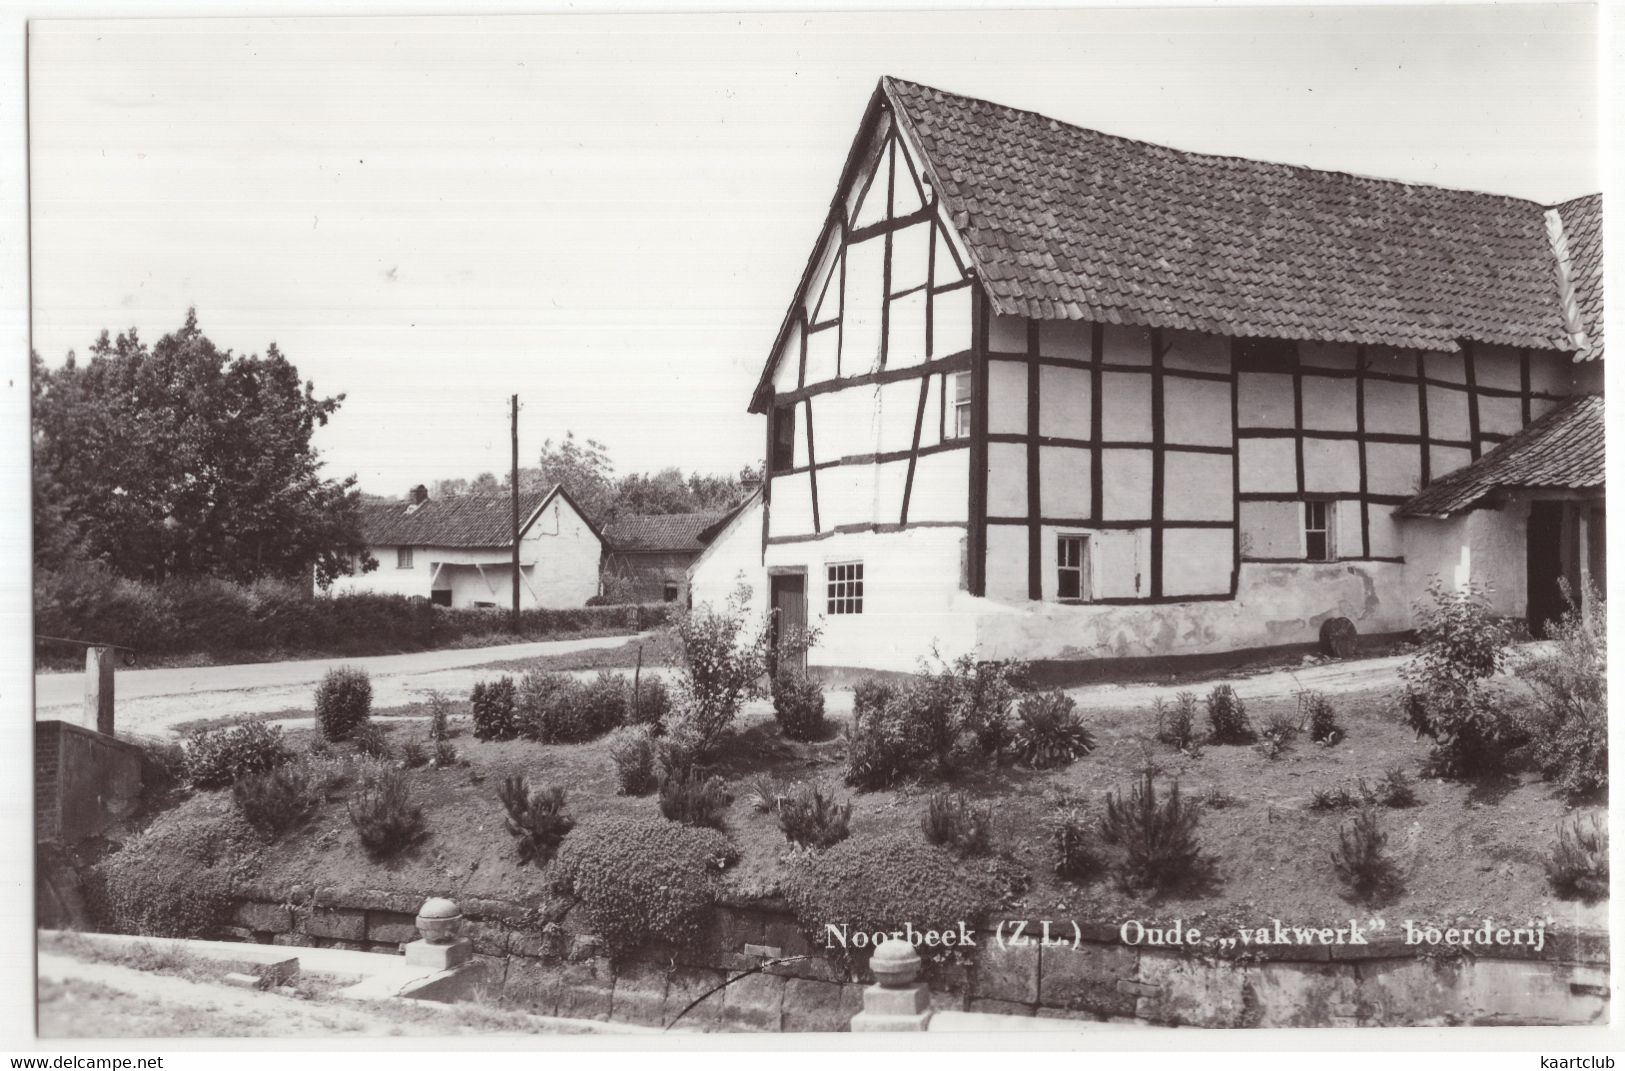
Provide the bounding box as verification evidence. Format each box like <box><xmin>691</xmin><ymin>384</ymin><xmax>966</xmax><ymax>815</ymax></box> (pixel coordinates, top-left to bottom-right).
<box><xmin>1039</xmin><ymin>446</ymin><xmax>1091</xmax><ymax>518</ymax></box>
<box><xmin>770</xmin><ymin>473</ymin><xmax>815</xmax><ymax>537</ymax></box>
<box><xmin>984</xmin><ymin>523</ymin><xmax>1030</xmax><ymax>602</ymax></box>
<box><xmin>989</xmin><ymin>313</ymin><xmax>1028</xmax><ymax>354</ymax></box>
<box><xmin>1367</xmin><ymin>505</ymin><xmax>1401</xmax><ymax>558</ymax></box>
<box><xmin>873</xmin><ymin>458</ymin><xmax>910</xmax><ymax>525</ymax></box>
<box><xmin>1162</xmin><ymin>527</ymin><xmax>1234</xmax><ymax>596</ymax></box>
<box><xmin>1162</xmin><ymin>330</ymin><xmax>1229</xmax><ymax>373</ymax></box>
<box><xmin>805</xmin><ymin>326</ymin><xmax>839</xmax><ymax>386</ymax></box>
<box><xmin>842</xmin><ymin>235</ymin><xmax>885</xmax><ymax>374</ymax></box>
<box><xmin>816</xmin><ymin>464</ymin><xmax>870</xmax><ymax>530</ymax></box>
<box><xmin>1102</xmin><ymin>324</ymin><xmax>1152</xmax><ymax>365</ymax></box>
<box><xmin>890</xmin><ymin>220</ymin><xmax>929</xmax><ymax>294</ymax></box>
<box><xmin>1426</xmin><ymin>350</ymin><xmax>1467</xmax><ymax>384</ymax></box>
<box><xmin>1529</xmin><ymin>395</ymin><xmax>1560</xmax><ymax>421</ymax></box>
<box><xmin>1239</xmin><ymin>499</ymin><xmax>1300</xmax><ymax>559</ymax></box>
<box><xmin>987</xmin><ymin>360</ymin><xmax>1029</xmax><ymax>436</ymax></box>
<box><xmin>1478</xmin><ymin>393</ymin><xmax>1524</xmax><ymax>438</ymax></box>
<box><xmin>1101</xmin><ymin>448</ymin><xmax>1153</xmax><ymax>520</ymax></box>
<box><xmin>1429</xmin><ymin>445</ymin><xmax>1474</xmax><ymax>481</ymax></box>
<box><xmin>1100</xmin><ymin>372</ymin><xmax>1152</xmax><ymax>441</ymax></box>
<box><xmin>1038</xmin><ymin>319</ymin><xmax>1091</xmax><ymax>362</ymax></box>
<box><xmin>1039</xmin><ymin>364</ymin><xmax>1092</xmax><ymax>440</ymax></box>
<box><xmin>1300</xmin><ymin>375</ymin><xmax>1357</xmax><ymax>432</ymax></box>
<box><xmin>1527</xmin><ymin>351</ymin><xmax>1574</xmax><ymax>396</ymax></box>
<box><xmin>1426</xmin><ymin>384</ymin><xmax>1471</xmax><ymax>442</ymax></box>
<box><xmin>1303</xmin><ymin>438</ymin><xmax>1361</xmax><ymax>495</ymax></box>
<box><xmin>1365</xmin><ymin>442</ymin><xmax>1424</xmax><ymax>497</ymax></box>
<box><xmin>887</xmin><ymin>290</ymin><xmax>928</xmax><ymax>368</ymax></box>
<box><xmin>815</xmin><ymin>387</ymin><xmax>877</xmax><ymax>462</ymax></box>
<box><xmin>1366</xmin><ymin>347</ymin><xmax>1418</xmax><ymax>379</ymax></box>
<box><xmin>1238</xmin><ymin>438</ymin><xmax>1297</xmax><ymax>494</ymax></box>
<box><xmin>793</xmin><ymin>399</ymin><xmax>811</xmax><ymax>469</ymax></box>
<box><xmin>851</xmin><ymin>160</ymin><xmax>887</xmax><ymax>229</ymax></box>
<box><xmin>688</xmin><ymin>495</ymin><xmax>765</xmax><ymax>621</ymax></box>
<box><xmin>908</xmin><ymin>450</ymin><xmax>969</xmax><ymax>523</ymax></box>
<box><xmin>987</xmin><ymin>442</ymin><xmax>1029</xmax><ymax>517</ymax></box>
<box><xmin>1237</xmin><ymin>372</ymin><xmax>1295</xmax><ymax>428</ymax></box>
<box><xmin>932</xmin><ymin>226</ymin><xmax>965</xmax><ymax>287</ymax></box>
<box><xmin>932</xmin><ymin>285</ymin><xmax>973</xmax><ymax>357</ymax></box>
<box><xmin>770</xmin><ymin>323</ymin><xmax>800</xmax><ymax>394</ymax></box>
<box><xmin>806</xmin><ymin>236</ymin><xmax>840</xmax><ymax>323</ymax></box>
<box><xmin>1362</xmin><ymin>378</ymin><xmax>1421</xmax><ymax>436</ymax></box>
<box><xmin>1093</xmin><ymin>528</ymin><xmax>1147</xmax><ymax>598</ymax></box>
<box><xmin>1298</xmin><ymin>342</ymin><xmax>1358</xmax><ymax>370</ymax></box>
<box><xmin>919</xmin><ymin>374</ymin><xmax>943</xmax><ymax>449</ymax></box>
<box><xmin>875</xmin><ymin>379</ymin><xmax>922</xmax><ymax>456</ymax></box>
<box><xmin>1474</xmin><ymin>345</ymin><xmax>1523</xmax><ymax>391</ymax></box>
<box><xmin>1335</xmin><ymin>497</ymin><xmax>1364</xmax><ymax>559</ymax></box>
<box><xmin>1164</xmin><ymin>376</ymin><xmax>1232</xmax><ymax>446</ymax></box>
<box><xmin>1164</xmin><ymin>451</ymin><xmax>1234</xmax><ymax>522</ymax></box>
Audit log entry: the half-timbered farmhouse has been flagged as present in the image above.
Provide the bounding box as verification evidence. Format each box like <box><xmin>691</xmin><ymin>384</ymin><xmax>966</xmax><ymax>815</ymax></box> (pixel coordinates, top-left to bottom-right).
<box><xmin>718</xmin><ymin>77</ymin><xmax>1604</xmax><ymax>674</ymax></box>
<box><xmin>326</xmin><ymin>484</ymin><xmax>605</xmax><ymax>609</ymax></box>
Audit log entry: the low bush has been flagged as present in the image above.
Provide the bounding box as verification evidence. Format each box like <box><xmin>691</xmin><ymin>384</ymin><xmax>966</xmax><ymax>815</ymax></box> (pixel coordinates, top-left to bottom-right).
<box><xmin>783</xmin><ymin>833</ymin><xmax>993</xmax><ymax>954</ymax></box>
<box><xmin>1011</xmin><ymin>691</ymin><xmax>1095</xmax><ymax>769</ymax></box>
<box><xmin>552</xmin><ymin>813</ymin><xmax>737</xmax><ymax>958</ymax></box>
<box><xmin>844</xmin><ymin>687</ymin><xmax>914</xmax><ymax>790</ymax></box>
<box><xmin>516</xmin><ymin>671</ymin><xmax>576</xmax><ymax>742</ymax></box>
<box><xmin>231</xmin><ymin>761</ymin><xmax>324</xmax><ymax>837</ymax></box>
<box><xmin>920</xmin><ymin>790</ymin><xmax>992</xmax><ymax>857</ymax></box>
<box><xmin>1399</xmin><ymin>579</ymin><xmax>1520</xmax><ymax>777</ymax></box>
<box><xmin>772</xmin><ymin>671</ymin><xmax>829</xmax><ymax>742</ymax></box>
<box><xmin>1373</xmin><ymin>767</ymin><xmax>1417</xmax><ymax>808</ymax></box>
<box><xmin>657</xmin><ymin>766</ymin><xmax>730</xmax><ymax>829</ymax></box>
<box><xmin>744</xmin><ymin>775</ymin><xmax>787</xmax><ymax>815</ymax></box>
<box><xmin>90</xmin><ymin>806</ymin><xmax>261</xmax><ymax>938</ymax></box>
<box><xmin>399</xmin><ymin>740</ymin><xmax>429</xmax><ymax>768</ymax></box>
<box><xmin>957</xmin><ymin>658</ymin><xmax>1024</xmax><ymax>758</ymax></box>
<box><xmin>1205</xmin><ymin>684</ymin><xmax>1253</xmax><ymax>744</ymax></box>
<box><xmin>578</xmin><ymin>672</ymin><xmax>631</xmax><ymax>738</ymax></box>
<box><xmin>431</xmin><ymin>738</ymin><xmax>459</xmax><ymax>768</ymax></box>
<box><xmin>426</xmin><ymin>690</ymin><xmax>453</xmax><ymax>742</ymax></box>
<box><xmin>1309</xmin><ymin>785</ymin><xmax>1360</xmax><ymax>811</ymax></box>
<box><xmin>627</xmin><ymin>674</ymin><xmax>672</xmax><ymax>729</ymax></box>
<box><xmin>1330</xmin><ymin>806</ymin><xmax>1399</xmax><ymax>903</ymax></box>
<box><xmin>1101</xmin><ymin>771</ymin><xmax>1208</xmax><ymax>894</ymax></box>
<box><xmin>1257</xmin><ymin>712</ymin><xmax>1297</xmax><ymax>760</ymax></box>
<box><xmin>347</xmin><ymin>768</ymin><xmax>427</xmax><ymax>859</ymax></box>
<box><xmin>1545</xmin><ymin>814</ymin><xmax>1608</xmax><ymax>902</ymax></box>
<box><xmin>353</xmin><ymin>721</ymin><xmax>392</xmax><ymax>761</ymax></box>
<box><xmin>181</xmin><ymin>721</ymin><xmax>291</xmax><ymax>790</ymax></box>
<box><xmin>1301</xmin><ymin>691</ymin><xmax>1344</xmax><ymax>746</ymax></box>
<box><xmin>1201</xmin><ymin>786</ymin><xmax>1240</xmax><ymax>810</ymax></box>
<box><xmin>777</xmin><ymin>783</ymin><xmax>853</xmax><ymax>850</ymax></box>
<box><xmin>315</xmin><ymin>666</ymin><xmax>372</xmax><ymax>742</ymax></box>
<box><xmin>607</xmin><ymin>726</ymin><xmax>658</xmax><ymax>796</ymax></box>
<box><xmin>1520</xmin><ymin>587</ymin><xmax>1607</xmax><ymax>800</ymax></box>
<box><xmin>668</xmin><ymin>584</ymin><xmax>772</xmax><ymax>754</ymax></box>
<box><xmin>1044</xmin><ymin>797</ymin><xmax>1104</xmax><ymax>883</ymax></box>
<box><xmin>1154</xmin><ymin>692</ymin><xmax>1202</xmax><ymax>754</ymax></box>
<box><xmin>498</xmin><ymin>776</ymin><xmax>575</xmax><ymax>865</ymax></box>
<box><xmin>471</xmin><ymin>676</ymin><xmax>520</xmax><ymax>741</ymax></box>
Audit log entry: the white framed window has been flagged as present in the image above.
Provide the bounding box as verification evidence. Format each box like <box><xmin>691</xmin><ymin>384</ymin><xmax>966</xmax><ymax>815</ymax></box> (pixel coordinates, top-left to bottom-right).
<box><xmin>1303</xmin><ymin>501</ymin><xmax>1335</xmax><ymax>562</ymax></box>
<box><xmin>946</xmin><ymin>371</ymin><xmax>971</xmax><ymax>440</ymax></box>
<box><xmin>826</xmin><ymin>561</ymin><xmax>864</xmax><ymax>614</ymax></box>
<box><xmin>1057</xmin><ymin>534</ymin><xmax>1091</xmax><ymax>601</ymax></box>
<box><xmin>397</xmin><ymin>546</ymin><xmax>414</xmax><ymax>569</ymax></box>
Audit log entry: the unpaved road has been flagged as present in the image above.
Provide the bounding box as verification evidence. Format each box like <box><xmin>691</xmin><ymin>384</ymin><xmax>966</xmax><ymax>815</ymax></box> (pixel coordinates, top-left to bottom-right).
<box><xmin>34</xmin><ymin>632</ymin><xmax>659</xmax><ymax>737</ymax></box>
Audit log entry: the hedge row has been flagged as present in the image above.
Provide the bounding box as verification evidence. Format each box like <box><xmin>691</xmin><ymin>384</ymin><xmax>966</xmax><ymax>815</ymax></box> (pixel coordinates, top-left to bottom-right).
<box><xmin>34</xmin><ymin>563</ymin><xmax>672</xmax><ymax>658</ymax></box>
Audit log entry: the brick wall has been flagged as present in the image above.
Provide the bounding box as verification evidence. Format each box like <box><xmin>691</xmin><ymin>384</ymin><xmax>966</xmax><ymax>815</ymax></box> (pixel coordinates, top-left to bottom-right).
<box><xmin>35</xmin><ymin>720</ymin><xmax>144</xmax><ymax>845</ymax></box>
<box><xmin>607</xmin><ymin>551</ymin><xmax>698</xmax><ymax>604</ymax></box>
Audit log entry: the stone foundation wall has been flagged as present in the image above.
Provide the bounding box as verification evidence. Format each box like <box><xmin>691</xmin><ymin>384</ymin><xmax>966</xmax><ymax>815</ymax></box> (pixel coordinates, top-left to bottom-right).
<box><xmin>218</xmin><ymin>885</ymin><xmax>1610</xmax><ymax>1031</ymax></box>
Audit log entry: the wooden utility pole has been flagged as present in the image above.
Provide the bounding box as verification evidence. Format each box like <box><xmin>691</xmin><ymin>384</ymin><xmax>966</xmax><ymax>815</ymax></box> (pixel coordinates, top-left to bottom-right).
<box><xmin>511</xmin><ymin>394</ymin><xmax>521</xmax><ymax>632</ymax></box>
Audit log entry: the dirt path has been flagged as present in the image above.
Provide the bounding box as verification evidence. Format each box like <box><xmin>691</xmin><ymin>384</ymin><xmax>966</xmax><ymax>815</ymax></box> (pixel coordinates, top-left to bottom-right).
<box><xmin>33</xmin><ymin>632</ymin><xmax>655</xmax><ymax>736</ymax></box>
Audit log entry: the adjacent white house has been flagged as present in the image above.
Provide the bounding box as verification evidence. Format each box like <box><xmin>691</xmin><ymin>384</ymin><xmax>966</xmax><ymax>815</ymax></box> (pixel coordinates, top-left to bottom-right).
<box><xmin>325</xmin><ymin>484</ymin><xmax>605</xmax><ymax>609</ymax></box>
<box><xmin>695</xmin><ymin>76</ymin><xmax>1605</xmax><ymax>674</ymax></box>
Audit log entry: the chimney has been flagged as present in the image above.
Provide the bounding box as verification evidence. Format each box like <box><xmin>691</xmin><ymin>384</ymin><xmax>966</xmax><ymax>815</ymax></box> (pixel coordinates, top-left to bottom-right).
<box><xmin>409</xmin><ymin>485</ymin><xmax>429</xmax><ymax>505</ymax></box>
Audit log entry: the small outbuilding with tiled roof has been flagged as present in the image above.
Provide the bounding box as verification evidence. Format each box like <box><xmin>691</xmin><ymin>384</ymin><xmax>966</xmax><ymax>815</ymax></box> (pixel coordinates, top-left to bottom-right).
<box><xmin>326</xmin><ymin>484</ymin><xmax>605</xmax><ymax>609</ymax></box>
<box><xmin>603</xmin><ymin>511</ymin><xmax>731</xmax><ymax>604</ymax></box>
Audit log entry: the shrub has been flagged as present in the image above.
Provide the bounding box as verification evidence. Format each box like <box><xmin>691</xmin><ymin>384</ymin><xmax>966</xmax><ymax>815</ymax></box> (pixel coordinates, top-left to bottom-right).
<box><xmin>1309</xmin><ymin>785</ymin><xmax>1359</xmax><ymax>811</ymax></box>
<box><xmin>231</xmin><ymin>762</ymin><xmax>324</xmax><ymax>837</ymax></box>
<box><xmin>1101</xmin><ymin>771</ymin><xmax>1207</xmax><ymax>894</ymax></box>
<box><xmin>844</xmin><ymin>658</ymin><xmax>1024</xmax><ymax>786</ymax></box>
<box><xmin>91</xmin><ymin>806</ymin><xmax>261</xmax><ymax>938</ymax></box>
<box><xmin>1011</xmin><ymin>691</ymin><xmax>1095</xmax><ymax>769</ymax></box>
<box><xmin>516</xmin><ymin>671</ymin><xmax>577</xmax><ymax>742</ymax></box>
<box><xmin>667</xmin><ymin>583</ymin><xmax>772</xmax><ymax>754</ymax></box>
<box><xmin>607</xmin><ymin>726</ymin><xmax>658</xmax><ymax>796</ymax></box>
<box><xmin>552</xmin><ymin>813</ymin><xmax>737</xmax><ymax>958</ymax></box>
<box><xmin>399</xmin><ymin>740</ymin><xmax>429</xmax><ymax>769</ymax></box>
<box><xmin>579</xmin><ymin>672</ymin><xmax>631</xmax><ymax>737</ymax></box>
<box><xmin>1399</xmin><ymin>579</ymin><xmax>1518</xmax><ymax>777</ymax></box>
<box><xmin>431</xmin><ymin>738</ymin><xmax>459</xmax><ymax>768</ymax></box>
<box><xmin>347</xmin><ymin>768</ymin><xmax>427</xmax><ymax>859</ymax></box>
<box><xmin>470</xmin><ymin>676</ymin><xmax>520</xmax><ymax>741</ymax></box>
<box><xmin>957</xmin><ymin>658</ymin><xmax>1023</xmax><ymax>757</ymax></box>
<box><xmin>498</xmin><ymin>776</ymin><xmax>575</xmax><ymax>865</ymax></box>
<box><xmin>777</xmin><ymin>783</ymin><xmax>853</xmax><ymax>849</ymax></box>
<box><xmin>772</xmin><ymin>670</ymin><xmax>829</xmax><ymax>742</ymax></box>
<box><xmin>1205</xmin><ymin>684</ymin><xmax>1253</xmax><ymax>744</ymax></box>
<box><xmin>1257</xmin><ymin>712</ymin><xmax>1297</xmax><ymax>760</ymax></box>
<box><xmin>353</xmin><ymin>721</ymin><xmax>392</xmax><ymax>761</ymax></box>
<box><xmin>1045</xmin><ymin>798</ymin><xmax>1104</xmax><ymax>882</ymax></box>
<box><xmin>426</xmin><ymin>690</ymin><xmax>453</xmax><ymax>742</ymax></box>
<box><xmin>1374</xmin><ymin>767</ymin><xmax>1417</xmax><ymax>808</ymax></box>
<box><xmin>852</xmin><ymin>677</ymin><xmax>898</xmax><ymax>721</ymax></box>
<box><xmin>1301</xmin><ymin>690</ymin><xmax>1344</xmax><ymax>745</ymax></box>
<box><xmin>628</xmin><ymin>673</ymin><xmax>672</xmax><ymax>730</ymax></box>
<box><xmin>920</xmin><ymin>790</ymin><xmax>992</xmax><ymax>857</ymax></box>
<box><xmin>1545</xmin><ymin>814</ymin><xmax>1608</xmax><ymax>902</ymax></box>
<box><xmin>844</xmin><ymin>692</ymin><xmax>914</xmax><ymax>790</ymax></box>
<box><xmin>1154</xmin><ymin>693</ymin><xmax>1201</xmax><ymax>753</ymax></box>
<box><xmin>744</xmin><ymin>775</ymin><xmax>787</xmax><ymax>814</ymax></box>
<box><xmin>315</xmin><ymin>666</ymin><xmax>372</xmax><ymax>742</ymax></box>
<box><xmin>1201</xmin><ymin>786</ymin><xmax>1239</xmax><ymax>810</ymax></box>
<box><xmin>1520</xmin><ymin>586</ymin><xmax>1607</xmax><ymax>800</ymax></box>
<box><xmin>783</xmin><ymin>833</ymin><xmax>993</xmax><ymax>954</ymax></box>
<box><xmin>657</xmin><ymin>766</ymin><xmax>730</xmax><ymax>829</ymax></box>
<box><xmin>1330</xmin><ymin>807</ymin><xmax>1399</xmax><ymax>903</ymax></box>
<box><xmin>181</xmin><ymin>721</ymin><xmax>291</xmax><ymax>790</ymax></box>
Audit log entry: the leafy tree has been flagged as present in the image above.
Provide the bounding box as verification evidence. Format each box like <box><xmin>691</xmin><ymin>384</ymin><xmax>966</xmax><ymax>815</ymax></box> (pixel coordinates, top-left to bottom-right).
<box><xmin>32</xmin><ymin>309</ymin><xmax>372</xmax><ymax>586</ymax></box>
<box><xmin>533</xmin><ymin>432</ymin><xmax>616</xmax><ymax>520</ymax></box>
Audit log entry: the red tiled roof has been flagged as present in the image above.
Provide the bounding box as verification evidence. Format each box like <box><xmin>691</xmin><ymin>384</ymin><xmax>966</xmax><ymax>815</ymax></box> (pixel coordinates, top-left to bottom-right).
<box><xmin>1555</xmin><ymin>193</ymin><xmax>1604</xmax><ymax>360</ymax></box>
<box><xmin>883</xmin><ymin>77</ymin><xmax>1587</xmax><ymax>355</ymax></box>
<box><xmin>1397</xmin><ymin>394</ymin><xmax>1604</xmax><ymax>518</ymax></box>
<box><xmin>604</xmin><ymin>512</ymin><xmax>729</xmax><ymax>553</ymax></box>
<box><xmin>362</xmin><ymin>487</ymin><xmax>567</xmax><ymax>548</ymax></box>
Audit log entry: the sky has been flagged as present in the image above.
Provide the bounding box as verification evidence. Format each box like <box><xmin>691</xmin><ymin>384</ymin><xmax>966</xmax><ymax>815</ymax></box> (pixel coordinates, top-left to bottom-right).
<box><xmin>27</xmin><ymin>4</ymin><xmax>1599</xmax><ymax>499</ymax></box>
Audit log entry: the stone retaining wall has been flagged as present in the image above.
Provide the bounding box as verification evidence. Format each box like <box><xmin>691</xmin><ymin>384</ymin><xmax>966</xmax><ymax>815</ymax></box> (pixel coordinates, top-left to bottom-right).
<box><xmin>220</xmin><ymin>885</ymin><xmax>1609</xmax><ymax>1030</ymax></box>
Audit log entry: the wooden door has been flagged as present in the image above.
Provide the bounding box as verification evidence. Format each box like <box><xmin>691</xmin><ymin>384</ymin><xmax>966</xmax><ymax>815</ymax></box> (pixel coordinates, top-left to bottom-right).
<box><xmin>769</xmin><ymin>573</ymin><xmax>808</xmax><ymax>677</ymax></box>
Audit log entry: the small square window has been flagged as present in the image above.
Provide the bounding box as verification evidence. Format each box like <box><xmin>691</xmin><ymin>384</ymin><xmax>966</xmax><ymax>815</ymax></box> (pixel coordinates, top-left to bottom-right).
<box><xmin>827</xmin><ymin>561</ymin><xmax>864</xmax><ymax>615</ymax></box>
<box><xmin>663</xmin><ymin>581</ymin><xmax>680</xmax><ymax>603</ymax></box>
<box><xmin>397</xmin><ymin>546</ymin><xmax>414</xmax><ymax>569</ymax></box>
<box><xmin>1304</xmin><ymin>501</ymin><xmax>1334</xmax><ymax>562</ymax></box>
<box><xmin>946</xmin><ymin>372</ymin><xmax>972</xmax><ymax>440</ymax></box>
<box><xmin>1057</xmin><ymin>535</ymin><xmax>1090</xmax><ymax>600</ymax></box>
